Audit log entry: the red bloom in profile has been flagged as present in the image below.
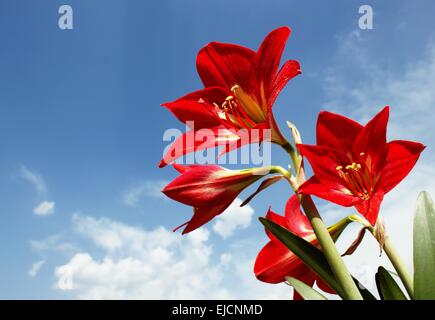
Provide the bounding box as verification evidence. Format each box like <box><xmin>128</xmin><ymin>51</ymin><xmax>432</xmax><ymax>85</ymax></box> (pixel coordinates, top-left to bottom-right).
<box><xmin>254</xmin><ymin>195</ymin><xmax>335</xmax><ymax>300</ymax></box>
<box><xmin>297</xmin><ymin>106</ymin><xmax>425</xmax><ymax>225</ymax></box>
<box><xmin>162</xmin><ymin>164</ymin><xmax>269</xmax><ymax>234</ymax></box>
<box><xmin>159</xmin><ymin>26</ymin><xmax>301</xmax><ymax>167</ymax></box>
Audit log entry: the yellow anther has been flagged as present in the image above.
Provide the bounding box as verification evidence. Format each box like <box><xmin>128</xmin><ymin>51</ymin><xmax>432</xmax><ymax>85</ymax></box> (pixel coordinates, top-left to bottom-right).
<box><xmin>360</xmin><ymin>152</ymin><xmax>365</xmax><ymax>156</ymax></box>
<box><xmin>336</xmin><ymin>165</ymin><xmax>343</xmax><ymax>170</ymax></box>
<box><xmin>225</xmin><ymin>95</ymin><xmax>234</xmax><ymax>101</ymax></box>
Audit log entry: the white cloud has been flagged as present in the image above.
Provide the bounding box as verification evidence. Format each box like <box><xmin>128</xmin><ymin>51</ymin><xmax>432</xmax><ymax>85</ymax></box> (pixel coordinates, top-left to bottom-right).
<box><xmin>123</xmin><ymin>180</ymin><xmax>168</xmax><ymax>207</ymax></box>
<box><xmin>212</xmin><ymin>198</ymin><xmax>255</xmax><ymax>239</ymax></box>
<box><xmin>53</xmin><ymin>214</ymin><xmax>290</xmax><ymax>299</ymax></box>
<box><xmin>28</xmin><ymin>260</ymin><xmax>46</xmax><ymax>278</ymax></box>
<box><xmin>20</xmin><ymin>165</ymin><xmax>47</xmax><ymax>196</ymax></box>
<box><xmin>33</xmin><ymin>201</ymin><xmax>55</xmax><ymax>216</ymax></box>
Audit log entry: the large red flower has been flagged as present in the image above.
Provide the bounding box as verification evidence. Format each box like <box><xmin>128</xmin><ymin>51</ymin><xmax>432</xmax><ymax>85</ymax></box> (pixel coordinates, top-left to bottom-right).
<box><xmin>162</xmin><ymin>164</ymin><xmax>269</xmax><ymax>234</ymax></box>
<box><xmin>297</xmin><ymin>106</ymin><xmax>425</xmax><ymax>225</ymax></box>
<box><xmin>254</xmin><ymin>195</ymin><xmax>334</xmax><ymax>300</ymax></box>
<box><xmin>159</xmin><ymin>26</ymin><xmax>301</xmax><ymax>167</ymax></box>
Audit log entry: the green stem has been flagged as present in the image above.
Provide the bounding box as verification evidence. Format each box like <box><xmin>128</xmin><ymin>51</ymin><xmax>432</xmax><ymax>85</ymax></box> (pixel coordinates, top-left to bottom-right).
<box><xmin>281</xmin><ymin>142</ymin><xmax>299</xmax><ymax>174</ymax></box>
<box><xmin>300</xmin><ymin>195</ymin><xmax>363</xmax><ymax>300</ymax></box>
<box><xmin>382</xmin><ymin>236</ymin><xmax>414</xmax><ymax>299</ymax></box>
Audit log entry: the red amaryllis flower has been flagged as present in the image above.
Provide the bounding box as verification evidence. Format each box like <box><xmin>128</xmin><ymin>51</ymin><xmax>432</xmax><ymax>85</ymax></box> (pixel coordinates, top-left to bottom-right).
<box><xmin>162</xmin><ymin>164</ymin><xmax>269</xmax><ymax>234</ymax></box>
<box><xmin>254</xmin><ymin>195</ymin><xmax>335</xmax><ymax>300</ymax></box>
<box><xmin>297</xmin><ymin>106</ymin><xmax>425</xmax><ymax>225</ymax></box>
<box><xmin>159</xmin><ymin>26</ymin><xmax>301</xmax><ymax>167</ymax></box>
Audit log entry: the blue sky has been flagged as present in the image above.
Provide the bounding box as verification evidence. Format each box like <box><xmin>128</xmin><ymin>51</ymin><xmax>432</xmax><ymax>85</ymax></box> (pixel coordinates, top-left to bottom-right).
<box><xmin>1</xmin><ymin>0</ymin><xmax>435</xmax><ymax>299</ymax></box>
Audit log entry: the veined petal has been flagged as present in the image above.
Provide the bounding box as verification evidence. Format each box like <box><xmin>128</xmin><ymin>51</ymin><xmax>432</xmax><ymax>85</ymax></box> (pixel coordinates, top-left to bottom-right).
<box><xmin>316</xmin><ymin>111</ymin><xmax>363</xmax><ymax>150</ymax></box>
<box><xmin>353</xmin><ymin>106</ymin><xmax>389</xmax><ymax>176</ymax></box>
<box><xmin>181</xmin><ymin>200</ymin><xmax>233</xmax><ymax>234</ymax></box>
<box><xmin>254</xmin><ymin>241</ymin><xmax>307</xmax><ymax>284</ymax></box>
<box><xmin>379</xmin><ymin>140</ymin><xmax>425</xmax><ymax>193</ymax></box>
<box><xmin>196</xmin><ymin>42</ymin><xmax>256</xmax><ymax>93</ymax></box>
<box><xmin>355</xmin><ymin>189</ymin><xmax>384</xmax><ymax>225</ymax></box>
<box><xmin>264</xmin><ymin>207</ymin><xmax>288</xmax><ymax>241</ymax></box>
<box><xmin>256</xmin><ymin>26</ymin><xmax>291</xmax><ymax>95</ymax></box>
<box><xmin>269</xmin><ymin>60</ymin><xmax>301</xmax><ymax>107</ymax></box>
<box><xmin>162</xmin><ymin>87</ymin><xmax>227</xmax><ymax>129</ymax></box>
<box><xmin>298</xmin><ymin>176</ymin><xmax>362</xmax><ymax>207</ymax></box>
<box><xmin>297</xmin><ymin>144</ymin><xmax>349</xmax><ymax>185</ymax></box>
<box><xmin>284</xmin><ymin>195</ymin><xmax>313</xmax><ymax>237</ymax></box>
<box><xmin>158</xmin><ymin>127</ymin><xmax>240</xmax><ymax>168</ymax></box>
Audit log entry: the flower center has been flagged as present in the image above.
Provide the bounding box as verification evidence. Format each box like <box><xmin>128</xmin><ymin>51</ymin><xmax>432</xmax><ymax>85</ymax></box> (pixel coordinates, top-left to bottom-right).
<box><xmin>211</xmin><ymin>85</ymin><xmax>266</xmax><ymax>129</ymax></box>
<box><xmin>336</xmin><ymin>153</ymin><xmax>374</xmax><ymax>200</ymax></box>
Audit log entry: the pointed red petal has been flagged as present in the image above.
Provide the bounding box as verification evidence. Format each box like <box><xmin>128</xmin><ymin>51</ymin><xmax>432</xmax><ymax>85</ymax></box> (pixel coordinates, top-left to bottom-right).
<box><xmin>162</xmin><ymin>87</ymin><xmax>227</xmax><ymax>129</ymax></box>
<box><xmin>298</xmin><ymin>176</ymin><xmax>362</xmax><ymax>207</ymax></box>
<box><xmin>355</xmin><ymin>189</ymin><xmax>384</xmax><ymax>225</ymax></box>
<box><xmin>158</xmin><ymin>127</ymin><xmax>239</xmax><ymax>168</ymax></box>
<box><xmin>264</xmin><ymin>207</ymin><xmax>288</xmax><ymax>241</ymax></box>
<box><xmin>379</xmin><ymin>140</ymin><xmax>425</xmax><ymax>193</ymax></box>
<box><xmin>316</xmin><ymin>111</ymin><xmax>363</xmax><ymax>150</ymax></box>
<box><xmin>268</xmin><ymin>60</ymin><xmax>301</xmax><ymax>106</ymax></box>
<box><xmin>181</xmin><ymin>202</ymin><xmax>232</xmax><ymax>234</ymax></box>
<box><xmin>352</xmin><ymin>106</ymin><xmax>390</xmax><ymax>175</ymax></box>
<box><xmin>256</xmin><ymin>26</ymin><xmax>291</xmax><ymax>95</ymax></box>
<box><xmin>196</xmin><ymin>42</ymin><xmax>256</xmax><ymax>92</ymax></box>
<box><xmin>254</xmin><ymin>241</ymin><xmax>307</xmax><ymax>284</ymax></box>
<box><xmin>284</xmin><ymin>195</ymin><xmax>313</xmax><ymax>236</ymax></box>
<box><xmin>297</xmin><ymin>144</ymin><xmax>349</xmax><ymax>185</ymax></box>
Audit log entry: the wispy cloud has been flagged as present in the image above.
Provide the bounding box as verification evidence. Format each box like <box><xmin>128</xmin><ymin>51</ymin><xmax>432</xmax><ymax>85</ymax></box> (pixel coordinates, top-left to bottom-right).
<box><xmin>20</xmin><ymin>165</ymin><xmax>47</xmax><ymax>196</ymax></box>
<box><xmin>28</xmin><ymin>260</ymin><xmax>46</xmax><ymax>278</ymax></box>
<box><xmin>33</xmin><ymin>201</ymin><xmax>55</xmax><ymax>216</ymax></box>
<box><xmin>122</xmin><ymin>180</ymin><xmax>168</xmax><ymax>207</ymax></box>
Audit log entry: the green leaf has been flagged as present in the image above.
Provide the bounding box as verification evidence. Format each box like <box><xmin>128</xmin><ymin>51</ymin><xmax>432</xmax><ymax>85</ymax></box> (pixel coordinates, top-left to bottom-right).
<box><xmin>285</xmin><ymin>277</ymin><xmax>327</xmax><ymax>300</ymax></box>
<box><xmin>353</xmin><ymin>277</ymin><xmax>377</xmax><ymax>300</ymax></box>
<box><xmin>414</xmin><ymin>191</ymin><xmax>435</xmax><ymax>299</ymax></box>
<box><xmin>375</xmin><ymin>266</ymin><xmax>407</xmax><ymax>300</ymax></box>
<box><xmin>260</xmin><ymin>217</ymin><xmax>376</xmax><ymax>300</ymax></box>
<box><xmin>260</xmin><ymin>217</ymin><xmax>343</xmax><ymax>296</ymax></box>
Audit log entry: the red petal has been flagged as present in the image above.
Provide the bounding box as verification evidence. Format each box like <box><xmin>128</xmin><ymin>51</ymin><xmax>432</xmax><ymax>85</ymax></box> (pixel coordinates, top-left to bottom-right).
<box><xmin>162</xmin><ymin>87</ymin><xmax>227</xmax><ymax>129</ymax></box>
<box><xmin>298</xmin><ymin>176</ymin><xmax>362</xmax><ymax>207</ymax></box>
<box><xmin>284</xmin><ymin>195</ymin><xmax>313</xmax><ymax>236</ymax></box>
<box><xmin>181</xmin><ymin>201</ymin><xmax>232</xmax><ymax>234</ymax></box>
<box><xmin>297</xmin><ymin>144</ymin><xmax>349</xmax><ymax>185</ymax></box>
<box><xmin>269</xmin><ymin>60</ymin><xmax>301</xmax><ymax>106</ymax></box>
<box><xmin>254</xmin><ymin>241</ymin><xmax>307</xmax><ymax>284</ymax></box>
<box><xmin>264</xmin><ymin>207</ymin><xmax>288</xmax><ymax>241</ymax></box>
<box><xmin>196</xmin><ymin>42</ymin><xmax>256</xmax><ymax>92</ymax></box>
<box><xmin>256</xmin><ymin>26</ymin><xmax>291</xmax><ymax>95</ymax></box>
<box><xmin>316</xmin><ymin>111</ymin><xmax>363</xmax><ymax>151</ymax></box>
<box><xmin>158</xmin><ymin>127</ymin><xmax>239</xmax><ymax>168</ymax></box>
<box><xmin>379</xmin><ymin>140</ymin><xmax>425</xmax><ymax>194</ymax></box>
<box><xmin>352</xmin><ymin>106</ymin><xmax>389</xmax><ymax>176</ymax></box>
<box><xmin>355</xmin><ymin>189</ymin><xmax>384</xmax><ymax>225</ymax></box>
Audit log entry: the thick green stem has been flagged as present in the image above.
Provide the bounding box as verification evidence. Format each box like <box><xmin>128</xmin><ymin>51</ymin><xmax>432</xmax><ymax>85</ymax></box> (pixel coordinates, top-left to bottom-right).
<box><xmin>383</xmin><ymin>236</ymin><xmax>414</xmax><ymax>299</ymax></box>
<box><xmin>277</xmin><ymin>140</ymin><xmax>362</xmax><ymax>299</ymax></box>
<box><xmin>300</xmin><ymin>195</ymin><xmax>363</xmax><ymax>300</ymax></box>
